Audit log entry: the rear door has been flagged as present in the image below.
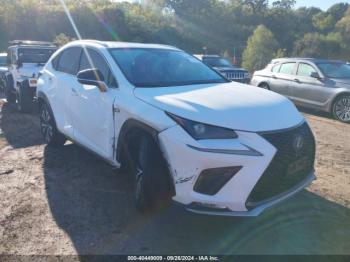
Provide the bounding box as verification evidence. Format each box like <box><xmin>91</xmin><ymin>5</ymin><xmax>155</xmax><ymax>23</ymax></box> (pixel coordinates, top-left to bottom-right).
<box><xmin>269</xmin><ymin>62</ymin><xmax>297</xmax><ymax>97</ymax></box>
<box><xmin>50</xmin><ymin>46</ymin><xmax>82</xmax><ymax>138</ymax></box>
<box><xmin>291</xmin><ymin>62</ymin><xmax>332</xmax><ymax>107</ymax></box>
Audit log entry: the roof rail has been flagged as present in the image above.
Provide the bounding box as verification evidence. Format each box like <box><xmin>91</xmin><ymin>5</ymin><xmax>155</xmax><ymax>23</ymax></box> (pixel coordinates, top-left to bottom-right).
<box><xmin>8</xmin><ymin>40</ymin><xmax>56</xmax><ymax>47</ymax></box>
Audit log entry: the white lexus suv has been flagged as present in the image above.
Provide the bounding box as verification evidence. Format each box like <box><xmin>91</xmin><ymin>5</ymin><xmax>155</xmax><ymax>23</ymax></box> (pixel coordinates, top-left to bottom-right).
<box><xmin>37</xmin><ymin>40</ymin><xmax>316</xmax><ymax>216</ymax></box>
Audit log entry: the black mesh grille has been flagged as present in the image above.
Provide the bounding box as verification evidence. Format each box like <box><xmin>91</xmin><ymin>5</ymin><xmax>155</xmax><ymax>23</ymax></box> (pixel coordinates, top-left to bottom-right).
<box><xmin>247</xmin><ymin>122</ymin><xmax>315</xmax><ymax>207</ymax></box>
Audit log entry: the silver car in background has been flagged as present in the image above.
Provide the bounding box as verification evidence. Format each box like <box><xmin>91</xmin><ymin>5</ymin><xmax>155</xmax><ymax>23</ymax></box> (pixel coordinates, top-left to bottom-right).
<box><xmin>251</xmin><ymin>58</ymin><xmax>350</xmax><ymax>123</ymax></box>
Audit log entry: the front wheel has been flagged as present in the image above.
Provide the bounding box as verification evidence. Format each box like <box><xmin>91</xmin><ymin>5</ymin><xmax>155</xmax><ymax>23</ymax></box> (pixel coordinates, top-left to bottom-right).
<box><xmin>134</xmin><ymin>136</ymin><xmax>172</xmax><ymax>212</ymax></box>
<box><xmin>39</xmin><ymin>102</ymin><xmax>66</xmax><ymax>146</ymax></box>
<box><xmin>4</xmin><ymin>77</ymin><xmax>16</xmax><ymax>103</ymax></box>
<box><xmin>332</xmin><ymin>95</ymin><xmax>350</xmax><ymax>123</ymax></box>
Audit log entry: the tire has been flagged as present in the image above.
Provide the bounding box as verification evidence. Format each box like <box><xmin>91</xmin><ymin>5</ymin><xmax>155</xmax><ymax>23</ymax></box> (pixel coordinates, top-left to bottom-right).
<box><xmin>16</xmin><ymin>81</ymin><xmax>34</xmax><ymax>113</ymax></box>
<box><xmin>0</xmin><ymin>76</ymin><xmax>4</xmax><ymax>93</ymax></box>
<box><xmin>4</xmin><ymin>77</ymin><xmax>16</xmax><ymax>103</ymax></box>
<box><xmin>258</xmin><ymin>82</ymin><xmax>270</xmax><ymax>90</ymax></box>
<box><xmin>39</xmin><ymin>102</ymin><xmax>67</xmax><ymax>146</ymax></box>
<box><xmin>332</xmin><ymin>94</ymin><xmax>350</xmax><ymax>123</ymax></box>
<box><xmin>133</xmin><ymin>135</ymin><xmax>172</xmax><ymax>212</ymax></box>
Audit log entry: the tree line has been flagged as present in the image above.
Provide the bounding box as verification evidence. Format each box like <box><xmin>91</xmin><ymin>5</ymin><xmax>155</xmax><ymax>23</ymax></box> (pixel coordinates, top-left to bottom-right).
<box><xmin>0</xmin><ymin>0</ymin><xmax>349</xmax><ymax>71</ymax></box>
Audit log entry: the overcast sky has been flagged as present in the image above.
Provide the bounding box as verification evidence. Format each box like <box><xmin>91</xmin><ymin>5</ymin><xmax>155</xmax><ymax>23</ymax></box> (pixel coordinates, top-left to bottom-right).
<box><xmin>295</xmin><ymin>0</ymin><xmax>350</xmax><ymax>10</ymax></box>
<box><xmin>114</xmin><ymin>0</ymin><xmax>350</xmax><ymax>11</ymax></box>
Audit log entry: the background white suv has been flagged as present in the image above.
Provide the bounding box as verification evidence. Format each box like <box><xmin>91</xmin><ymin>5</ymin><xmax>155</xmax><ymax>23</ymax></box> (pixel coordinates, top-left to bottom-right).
<box><xmin>37</xmin><ymin>40</ymin><xmax>316</xmax><ymax>216</ymax></box>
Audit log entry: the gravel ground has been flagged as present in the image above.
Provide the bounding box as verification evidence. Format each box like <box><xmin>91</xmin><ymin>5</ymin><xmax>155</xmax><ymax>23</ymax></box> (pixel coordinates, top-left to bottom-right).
<box><xmin>0</xmin><ymin>96</ymin><xmax>349</xmax><ymax>255</ymax></box>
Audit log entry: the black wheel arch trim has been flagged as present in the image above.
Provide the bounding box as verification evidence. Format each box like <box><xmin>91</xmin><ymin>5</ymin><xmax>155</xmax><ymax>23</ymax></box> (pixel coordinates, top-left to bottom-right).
<box><xmin>116</xmin><ymin>118</ymin><xmax>159</xmax><ymax>163</ymax></box>
<box><xmin>37</xmin><ymin>91</ymin><xmax>58</xmax><ymax>127</ymax></box>
<box><xmin>116</xmin><ymin>118</ymin><xmax>176</xmax><ymax>196</ymax></box>
<box><xmin>258</xmin><ymin>81</ymin><xmax>269</xmax><ymax>88</ymax></box>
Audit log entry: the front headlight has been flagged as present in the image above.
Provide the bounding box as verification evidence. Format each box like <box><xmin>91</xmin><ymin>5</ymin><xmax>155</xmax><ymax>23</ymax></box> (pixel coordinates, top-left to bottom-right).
<box><xmin>244</xmin><ymin>72</ymin><xmax>251</xmax><ymax>79</ymax></box>
<box><xmin>167</xmin><ymin>113</ymin><xmax>238</xmax><ymax>140</ymax></box>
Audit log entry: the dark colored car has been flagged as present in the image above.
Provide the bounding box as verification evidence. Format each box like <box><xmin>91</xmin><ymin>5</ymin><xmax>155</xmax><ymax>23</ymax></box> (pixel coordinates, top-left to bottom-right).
<box><xmin>251</xmin><ymin>58</ymin><xmax>350</xmax><ymax>123</ymax></box>
<box><xmin>195</xmin><ymin>55</ymin><xmax>250</xmax><ymax>83</ymax></box>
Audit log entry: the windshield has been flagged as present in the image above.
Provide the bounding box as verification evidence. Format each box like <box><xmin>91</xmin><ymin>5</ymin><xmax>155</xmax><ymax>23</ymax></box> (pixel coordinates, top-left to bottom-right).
<box><xmin>109</xmin><ymin>48</ymin><xmax>226</xmax><ymax>87</ymax></box>
<box><xmin>203</xmin><ymin>57</ymin><xmax>233</xmax><ymax>68</ymax></box>
<box><xmin>18</xmin><ymin>48</ymin><xmax>56</xmax><ymax>64</ymax></box>
<box><xmin>0</xmin><ymin>56</ymin><xmax>6</xmax><ymax>66</ymax></box>
<box><xmin>317</xmin><ymin>62</ymin><xmax>350</xmax><ymax>79</ymax></box>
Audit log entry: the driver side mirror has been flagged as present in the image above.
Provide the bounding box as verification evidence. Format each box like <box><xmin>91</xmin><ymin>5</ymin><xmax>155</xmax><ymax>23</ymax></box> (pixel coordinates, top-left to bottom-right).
<box><xmin>77</xmin><ymin>68</ymin><xmax>107</xmax><ymax>92</ymax></box>
<box><xmin>310</xmin><ymin>72</ymin><xmax>322</xmax><ymax>79</ymax></box>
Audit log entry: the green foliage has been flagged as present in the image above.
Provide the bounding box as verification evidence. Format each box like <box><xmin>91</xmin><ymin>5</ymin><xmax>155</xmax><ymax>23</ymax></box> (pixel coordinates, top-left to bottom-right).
<box><xmin>312</xmin><ymin>12</ymin><xmax>336</xmax><ymax>32</ymax></box>
<box><xmin>0</xmin><ymin>0</ymin><xmax>349</xmax><ymax>65</ymax></box>
<box><xmin>293</xmin><ymin>33</ymin><xmax>342</xmax><ymax>59</ymax></box>
<box><xmin>272</xmin><ymin>0</ymin><xmax>296</xmax><ymax>9</ymax></box>
<box><xmin>53</xmin><ymin>33</ymin><xmax>75</xmax><ymax>47</ymax></box>
<box><xmin>242</xmin><ymin>25</ymin><xmax>278</xmax><ymax>72</ymax></box>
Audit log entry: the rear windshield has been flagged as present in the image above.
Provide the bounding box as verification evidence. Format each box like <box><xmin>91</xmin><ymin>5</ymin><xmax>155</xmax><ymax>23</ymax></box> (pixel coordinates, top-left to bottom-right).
<box><xmin>18</xmin><ymin>48</ymin><xmax>56</xmax><ymax>64</ymax></box>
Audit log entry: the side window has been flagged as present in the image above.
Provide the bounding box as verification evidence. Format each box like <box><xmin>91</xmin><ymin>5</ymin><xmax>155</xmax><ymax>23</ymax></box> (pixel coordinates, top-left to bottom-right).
<box><xmin>272</xmin><ymin>64</ymin><xmax>281</xmax><ymax>73</ymax></box>
<box><xmin>9</xmin><ymin>49</ymin><xmax>17</xmax><ymax>65</ymax></box>
<box><xmin>279</xmin><ymin>62</ymin><xmax>296</xmax><ymax>75</ymax></box>
<box><xmin>297</xmin><ymin>63</ymin><xmax>317</xmax><ymax>77</ymax></box>
<box><xmin>79</xmin><ymin>48</ymin><xmax>117</xmax><ymax>87</ymax></box>
<box><xmin>6</xmin><ymin>49</ymin><xmax>11</xmax><ymax>65</ymax></box>
<box><xmin>51</xmin><ymin>54</ymin><xmax>60</xmax><ymax>70</ymax></box>
<box><xmin>57</xmin><ymin>47</ymin><xmax>82</xmax><ymax>75</ymax></box>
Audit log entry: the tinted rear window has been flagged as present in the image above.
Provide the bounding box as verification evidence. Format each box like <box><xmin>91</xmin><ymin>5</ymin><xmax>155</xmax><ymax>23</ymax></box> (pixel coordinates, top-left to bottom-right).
<box><xmin>18</xmin><ymin>48</ymin><xmax>56</xmax><ymax>64</ymax></box>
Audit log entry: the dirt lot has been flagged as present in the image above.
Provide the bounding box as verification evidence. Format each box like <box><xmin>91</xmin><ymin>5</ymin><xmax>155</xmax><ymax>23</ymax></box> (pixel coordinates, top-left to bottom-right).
<box><xmin>0</xmin><ymin>95</ymin><xmax>349</xmax><ymax>255</ymax></box>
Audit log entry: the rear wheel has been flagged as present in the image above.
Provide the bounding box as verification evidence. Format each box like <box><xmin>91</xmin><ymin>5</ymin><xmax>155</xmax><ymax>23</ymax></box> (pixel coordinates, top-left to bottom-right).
<box><xmin>332</xmin><ymin>95</ymin><xmax>350</xmax><ymax>123</ymax></box>
<box><xmin>258</xmin><ymin>82</ymin><xmax>270</xmax><ymax>90</ymax></box>
<box><xmin>133</xmin><ymin>135</ymin><xmax>172</xmax><ymax>212</ymax></box>
<box><xmin>39</xmin><ymin>102</ymin><xmax>66</xmax><ymax>146</ymax></box>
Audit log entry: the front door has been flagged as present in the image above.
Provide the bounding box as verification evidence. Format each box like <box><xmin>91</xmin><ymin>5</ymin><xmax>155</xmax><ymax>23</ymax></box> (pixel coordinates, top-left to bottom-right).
<box><xmin>291</xmin><ymin>62</ymin><xmax>333</xmax><ymax>108</ymax></box>
<box><xmin>70</xmin><ymin>48</ymin><xmax>118</xmax><ymax>160</ymax></box>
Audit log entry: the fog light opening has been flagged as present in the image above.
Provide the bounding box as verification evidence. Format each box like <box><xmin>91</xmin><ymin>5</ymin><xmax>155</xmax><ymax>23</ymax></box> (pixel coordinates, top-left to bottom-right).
<box><xmin>193</xmin><ymin>166</ymin><xmax>242</xmax><ymax>195</ymax></box>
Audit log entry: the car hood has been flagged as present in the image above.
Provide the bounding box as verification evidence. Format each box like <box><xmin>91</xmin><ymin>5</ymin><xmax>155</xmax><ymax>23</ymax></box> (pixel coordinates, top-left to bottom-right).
<box><xmin>331</xmin><ymin>78</ymin><xmax>350</xmax><ymax>87</ymax></box>
<box><xmin>17</xmin><ymin>64</ymin><xmax>44</xmax><ymax>78</ymax></box>
<box><xmin>213</xmin><ymin>66</ymin><xmax>247</xmax><ymax>72</ymax></box>
<box><xmin>134</xmin><ymin>82</ymin><xmax>304</xmax><ymax>132</ymax></box>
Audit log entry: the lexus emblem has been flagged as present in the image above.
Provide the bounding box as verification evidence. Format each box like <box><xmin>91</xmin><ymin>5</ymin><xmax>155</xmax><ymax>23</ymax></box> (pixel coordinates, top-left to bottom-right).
<box><xmin>293</xmin><ymin>134</ymin><xmax>304</xmax><ymax>153</ymax></box>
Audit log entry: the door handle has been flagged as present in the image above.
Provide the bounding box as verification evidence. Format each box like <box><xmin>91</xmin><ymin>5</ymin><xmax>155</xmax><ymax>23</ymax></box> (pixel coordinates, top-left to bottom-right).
<box><xmin>294</xmin><ymin>79</ymin><xmax>301</xmax><ymax>83</ymax></box>
<box><xmin>271</xmin><ymin>75</ymin><xmax>277</xmax><ymax>79</ymax></box>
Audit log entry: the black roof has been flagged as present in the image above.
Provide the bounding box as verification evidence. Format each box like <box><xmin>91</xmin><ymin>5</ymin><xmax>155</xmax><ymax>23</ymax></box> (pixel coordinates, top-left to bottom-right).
<box><xmin>8</xmin><ymin>40</ymin><xmax>57</xmax><ymax>47</ymax></box>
